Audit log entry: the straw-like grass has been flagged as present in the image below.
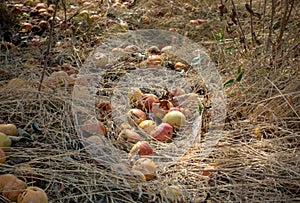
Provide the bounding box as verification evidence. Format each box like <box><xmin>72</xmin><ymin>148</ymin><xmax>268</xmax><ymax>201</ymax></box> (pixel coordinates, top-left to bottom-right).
<box><xmin>0</xmin><ymin>0</ymin><xmax>299</xmax><ymax>202</ymax></box>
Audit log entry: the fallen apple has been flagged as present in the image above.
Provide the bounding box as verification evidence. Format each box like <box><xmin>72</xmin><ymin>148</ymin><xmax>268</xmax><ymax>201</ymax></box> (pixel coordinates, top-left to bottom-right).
<box><xmin>87</xmin><ymin>135</ymin><xmax>105</xmax><ymax>145</ymax></box>
<box><xmin>137</xmin><ymin>94</ymin><xmax>159</xmax><ymax>112</ymax></box>
<box><xmin>146</xmin><ymin>55</ymin><xmax>162</xmax><ymax>66</ymax></box>
<box><xmin>0</xmin><ymin>132</ymin><xmax>12</xmax><ymax>147</ymax></box>
<box><xmin>129</xmin><ymin>141</ymin><xmax>153</xmax><ymax>156</ymax></box>
<box><xmin>169</xmin><ymin>88</ymin><xmax>186</xmax><ymax>99</ymax></box>
<box><xmin>0</xmin><ymin>124</ymin><xmax>18</xmax><ymax>136</ymax></box>
<box><xmin>2</xmin><ymin>178</ymin><xmax>27</xmax><ymax>202</ymax></box>
<box><xmin>127</xmin><ymin>87</ymin><xmax>143</xmax><ymax>102</ymax></box>
<box><xmin>81</xmin><ymin>118</ymin><xmax>106</xmax><ymax>137</ymax></box>
<box><xmin>139</xmin><ymin>120</ymin><xmax>157</xmax><ymax>134</ymax></box>
<box><xmin>162</xmin><ymin>110</ymin><xmax>186</xmax><ymax>128</ymax></box>
<box><xmin>0</xmin><ymin>148</ymin><xmax>6</xmax><ymax>164</ymax></box>
<box><xmin>130</xmin><ymin>169</ymin><xmax>146</xmax><ymax>182</ymax></box>
<box><xmin>127</xmin><ymin>108</ymin><xmax>147</xmax><ymax>125</ymax></box>
<box><xmin>132</xmin><ymin>158</ymin><xmax>156</xmax><ymax>181</ymax></box>
<box><xmin>118</xmin><ymin>129</ymin><xmax>142</xmax><ymax>143</ymax></box>
<box><xmin>151</xmin><ymin>123</ymin><xmax>173</xmax><ymax>142</ymax></box>
<box><xmin>111</xmin><ymin>162</ymin><xmax>131</xmax><ymax>175</ymax></box>
<box><xmin>18</xmin><ymin>186</ymin><xmax>48</xmax><ymax>203</ymax></box>
<box><xmin>0</xmin><ymin>174</ymin><xmax>17</xmax><ymax>189</ymax></box>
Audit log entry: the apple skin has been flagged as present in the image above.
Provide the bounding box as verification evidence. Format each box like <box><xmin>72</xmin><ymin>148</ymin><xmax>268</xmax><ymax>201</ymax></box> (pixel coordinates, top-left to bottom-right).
<box><xmin>127</xmin><ymin>109</ymin><xmax>147</xmax><ymax>125</ymax></box>
<box><xmin>81</xmin><ymin>119</ymin><xmax>106</xmax><ymax>137</ymax></box>
<box><xmin>162</xmin><ymin>110</ymin><xmax>186</xmax><ymax>128</ymax></box>
<box><xmin>151</xmin><ymin>123</ymin><xmax>173</xmax><ymax>142</ymax></box>
<box><xmin>132</xmin><ymin>158</ymin><xmax>156</xmax><ymax>180</ymax></box>
<box><xmin>139</xmin><ymin>120</ymin><xmax>157</xmax><ymax>134</ymax></box>
<box><xmin>130</xmin><ymin>141</ymin><xmax>154</xmax><ymax>156</ymax></box>
<box><xmin>117</xmin><ymin>129</ymin><xmax>142</xmax><ymax>143</ymax></box>
<box><xmin>137</xmin><ymin>94</ymin><xmax>159</xmax><ymax>112</ymax></box>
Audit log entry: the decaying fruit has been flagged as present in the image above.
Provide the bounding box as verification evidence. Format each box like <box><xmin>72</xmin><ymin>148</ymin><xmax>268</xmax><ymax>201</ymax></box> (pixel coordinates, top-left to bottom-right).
<box><xmin>81</xmin><ymin>118</ymin><xmax>106</xmax><ymax>136</ymax></box>
<box><xmin>87</xmin><ymin>135</ymin><xmax>105</xmax><ymax>145</ymax></box>
<box><xmin>0</xmin><ymin>148</ymin><xmax>6</xmax><ymax>164</ymax></box>
<box><xmin>0</xmin><ymin>132</ymin><xmax>12</xmax><ymax>147</ymax></box>
<box><xmin>139</xmin><ymin>120</ymin><xmax>157</xmax><ymax>134</ymax></box>
<box><xmin>151</xmin><ymin>123</ymin><xmax>173</xmax><ymax>142</ymax></box>
<box><xmin>161</xmin><ymin>185</ymin><xmax>182</xmax><ymax>202</ymax></box>
<box><xmin>17</xmin><ymin>186</ymin><xmax>48</xmax><ymax>203</ymax></box>
<box><xmin>0</xmin><ymin>174</ymin><xmax>17</xmax><ymax>189</ymax></box>
<box><xmin>132</xmin><ymin>158</ymin><xmax>156</xmax><ymax>180</ymax></box>
<box><xmin>130</xmin><ymin>169</ymin><xmax>146</xmax><ymax>182</ymax></box>
<box><xmin>111</xmin><ymin>162</ymin><xmax>131</xmax><ymax>175</ymax></box>
<box><xmin>0</xmin><ymin>124</ymin><xmax>18</xmax><ymax>136</ymax></box>
<box><xmin>162</xmin><ymin>110</ymin><xmax>186</xmax><ymax>128</ymax></box>
<box><xmin>127</xmin><ymin>108</ymin><xmax>147</xmax><ymax>125</ymax></box>
<box><xmin>129</xmin><ymin>141</ymin><xmax>153</xmax><ymax>156</ymax></box>
<box><xmin>2</xmin><ymin>178</ymin><xmax>27</xmax><ymax>202</ymax></box>
<box><xmin>118</xmin><ymin>129</ymin><xmax>142</xmax><ymax>143</ymax></box>
<box><xmin>146</xmin><ymin>55</ymin><xmax>162</xmax><ymax>66</ymax></box>
<box><xmin>127</xmin><ymin>87</ymin><xmax>143</xmax><ymax>102</ymax></box>
<box><xmin>137</xmin><ymin>94</ymin><xmax>159</xmax><ymax>112</ymax></box>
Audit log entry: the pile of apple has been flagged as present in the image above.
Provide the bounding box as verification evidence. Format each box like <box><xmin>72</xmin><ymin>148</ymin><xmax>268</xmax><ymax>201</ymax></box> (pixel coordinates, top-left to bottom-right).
<box><xmin>0</xmin><ymin>123</ymin><xmax>48</xmax><ymax>202</ymax></box>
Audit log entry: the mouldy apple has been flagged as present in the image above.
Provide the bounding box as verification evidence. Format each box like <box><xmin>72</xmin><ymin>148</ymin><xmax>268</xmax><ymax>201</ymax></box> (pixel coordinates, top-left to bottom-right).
<box><xmin>0</xmin><ymin>124</ymin><xmax>18</xmax><ymax>136</ymax></box>
<box><xmin>162</xmin><ymin>110</ymin><xmax>186</xmax><ymax>128</ymax></box>
<box><xmin>18</xmin><ymin>186</ymin><xmax>48</xmax><ymax>203</ymax></box>
<box><xmin>2</xmin><ymin>178</ymin><xmax>27</xmax><ymax>202</ymax></box>
<box><xmin>151</xmin><ymin>123</ymin><xmax>173</xmax><ymax>142</ymax></box>
<box><xmin>127</xmin><ymin>108</ymin><xmax>147</xmax><ymax>125</ymax></box>
<box><xmin>129</xmin><ymin>141</ymin><xmax>153</xmax><ymax>156</ymax></box>
<box><xmin>117</xmin><ymin>129</ymin><xmax>142</xmax><ymax>143</ymax></box>
<box><xmin>132</xmin><ymin>158</ymin><xmax>156</xmax><ymax>181</ymax></box>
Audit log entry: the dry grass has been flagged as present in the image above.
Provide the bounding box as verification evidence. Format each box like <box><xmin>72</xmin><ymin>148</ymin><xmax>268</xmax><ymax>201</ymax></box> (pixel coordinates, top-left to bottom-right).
<box><xmin>0</xmin><ymin>0</ymin><xmax>299</xmax><ymax>202</ymax></box>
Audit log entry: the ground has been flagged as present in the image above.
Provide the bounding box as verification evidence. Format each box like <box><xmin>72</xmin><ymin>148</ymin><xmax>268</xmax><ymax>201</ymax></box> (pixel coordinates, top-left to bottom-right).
<box><xmin>0</xmin><ymin>0</ymin><xmax>299</xmax><ymax>202</ymax></box>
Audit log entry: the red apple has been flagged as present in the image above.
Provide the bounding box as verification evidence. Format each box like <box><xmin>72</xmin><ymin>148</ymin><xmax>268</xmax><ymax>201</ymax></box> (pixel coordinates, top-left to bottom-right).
<box><xmin>127</xmin><ymin>109</ymin><xmax>147</xmax><ymax>125</ymax></box>
<box><xmin>130</xmin><ymin>141</ymin><xmax>153</xmax><ymax>156</ymax></box>
<box><xmin>151</xmin><ymin>123</ymin><xmax>173</xmax><ymax>142</ymax></box>
<box><xmin>81</xmin><ymin>118</ymin><xmax>106</xmax><ymax>137</ymax></box>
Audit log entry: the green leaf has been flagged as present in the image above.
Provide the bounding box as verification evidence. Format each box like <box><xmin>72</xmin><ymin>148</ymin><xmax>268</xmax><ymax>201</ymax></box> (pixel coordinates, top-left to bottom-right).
<box><xmin>198</xmin><ymin>105</ymin><xmax>203</xmax><ymax>115</ymax></box>
<box><xmin>225</xmin><ymin>46</ymin><xmax>235</xmax><ymax>51</ymax></box>
<box><xmin>236</xmin><ymin>72</ymin><xmax>243</xmax><ymax>82</ymax></box>
<box><xmin>223</xmin><ymin>79</ymin><xmax>234</xmax><ymax>88</ymax></box>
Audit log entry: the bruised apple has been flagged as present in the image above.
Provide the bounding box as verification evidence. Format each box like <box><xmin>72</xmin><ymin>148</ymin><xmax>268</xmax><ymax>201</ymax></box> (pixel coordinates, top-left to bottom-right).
<box><xmin>0</xmin><ymin>124</ymin><xmax>18</xmax><ymax>136</ymax></box>
<box><xmin>0</xmin><ymin>174</ymin><xmax>17</xmax><ymax>189</ymax></box>
<box><xmin>137</xmin><ymin>94</ymin><xmax>159</xmax><ymax>112</ymax></box>
<box><xmin>18</xmin><ymin>186</ymin><xmax>48</xmax><ymax>203</ymax></box>
<box><xmin>118</xmin><ymin>129</ymin><xmax>142</xmax><ymax>143</ymax></box>
<box><xmin>127</xmin><ymin>109</ymin><xmax>146</xmax><ymax>125</ymax></box>
<box><xmin>129</xmin><ymin>141</ymin><xmax>153</xmax><ymax>156</ymax></box>
<box><xmin>81</xmin><ymin>118</ymin><xmax>106</xmax><ymax>136</ymax></box>
<box><xmin>139</xmin><ymin>120</ymin><xmax>157</xmax><ymax>134</ymax></box>
<box><xmin>151</xmin><ymin>123</ymin><xmax>173</xmax><ymax>142</ymax></box>
<box><xmin>0</xmin><ymin>148</ymin><xmax>6</xmax><ymax>164</ymax></box>
<box><xmin>2</xmin><ymin>178</ymin><xmax>27</xmax><ymax>202</ymax></box>
<box><xmin>132</xmin><ymin>158</ymin><xmax>156</xmax><ymax>180</ymax></box>
<box><xmin>162</xmin><ymin>110</ymin><xmax>186</xmax><ymax>128</ymax></box>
